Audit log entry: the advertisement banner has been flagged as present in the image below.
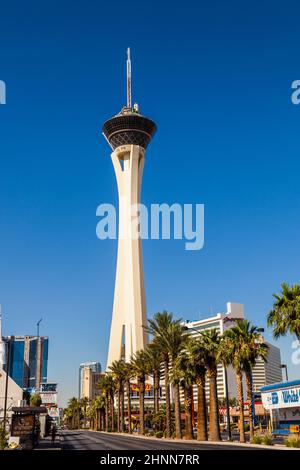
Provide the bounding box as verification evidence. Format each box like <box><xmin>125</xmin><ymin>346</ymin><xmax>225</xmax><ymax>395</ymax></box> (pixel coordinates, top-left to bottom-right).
<box><xmin>262</xmin><ymin>386</ymin><xmax>300</xmax><ymax>410</ymax></box>
<box><xmin>40</xmin><ymin>392</ymin><xmax>57</xmax><ymax>405</ymax></box>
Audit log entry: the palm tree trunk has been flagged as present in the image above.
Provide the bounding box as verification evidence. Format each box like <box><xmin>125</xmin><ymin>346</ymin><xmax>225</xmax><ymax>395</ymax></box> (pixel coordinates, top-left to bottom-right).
<box><xmin>196</xmin><ymin>372</ymin><xmax>208</xmax><ymax>441</ymax></box>
<box><xmin>173</xmin><ymin>382</ymin><xmax>182</xmax><ymax>439</ymax></box>
<box><xmin>110</xmin><ymin>393</ymin><xmax>115</xmax><ymax>432</ymax></box>
<box><xmin>245</xmin><ymin>369</ymin><xmax>254</xmax><ymax>439</ymax></box>
<box><xmin>139</xmin><ymin>378</ymin><xmax>145</xmax><ymax>435</ymax></box>
<box><xmin>208</xmin><ymin>368</ymin><xmax>221</xmax><ymax>441</ymax></box>
<box><xmin>120</xmin><ymin>387</ymin><xmax>125</xmax><ymax>432</ymax></box>
<box><xmin>117</xmin><ymin>390</ymin><xmax>121</xmax><ymax>432</ymax></box>
<box><xmin>102</xmin><ymin>410</ymin><xmax>105</xmax><ymax>431</ymax></box>
<box><xmin>126</xmin><ymin>379</ymin><xmax>132</xmax><ymax>434</ymax></box>
<box><xmin>237</xmin><ymin>369</ymin><xmax>245</xmax><ymax>443</ymax></box>
<box><xmin>154</xmin><ymin>369</ymin><xmax>160</xmax><ymax>414</ymax></box>
<box><xmin>184</xmin><ymin>386</ymin><xmax>194</xmax><ymax>440</ymax></box>
<box><xmin>77</xmin><ymin>408</ymin><xmax>80</xmax><ymax>429</ymax></box>
<box><xmin>97</xmin><ymin>409</ymin><xmax>100</xmax><ymax>430</ymax></box>
<box><xmin>164</xmin><ymin>357</ymin><xmax>171</xmax><ymax>438</ymax></box>
<box><xmin>105</xmin><ymin>395</ymin><xmax>109</xmax><ymax>432</ymax></box>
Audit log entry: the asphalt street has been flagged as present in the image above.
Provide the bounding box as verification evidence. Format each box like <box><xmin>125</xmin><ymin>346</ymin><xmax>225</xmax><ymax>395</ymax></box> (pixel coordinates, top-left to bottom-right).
<box><xmin>60</xmin><ymin>430</ymin><xmax>263</xmax><ymax>450</ymax></box>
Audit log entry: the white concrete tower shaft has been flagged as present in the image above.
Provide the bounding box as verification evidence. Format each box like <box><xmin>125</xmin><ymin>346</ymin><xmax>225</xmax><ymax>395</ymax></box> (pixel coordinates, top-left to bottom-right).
<box><xmin>106</xmin><ymin>144</ymin><xmax>147</xmax><ymax>367</ymax></box>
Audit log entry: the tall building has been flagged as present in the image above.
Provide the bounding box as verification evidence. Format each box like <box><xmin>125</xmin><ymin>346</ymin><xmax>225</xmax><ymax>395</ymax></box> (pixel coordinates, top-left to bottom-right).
<box><xmin>102</xmin><ymin>49</ymin><xmax>156</xmax><ymax>368</ymax></box>
<box><xmin>183</xmin><ymin>303</ymin><xmax>283</xmax><ymax>400</ymax></box>
<box><xmin>252</xmin><ymin>342</ymin><xmax>283</xmax><ymax>392</ymax></box>
<box><xmin>0</xmin><ymin>309</ymin><xmax>5</xmax><ymax>370</ymax></box>
<box><xmin>4</xmin><ymin>335</ymin><xmax>48</xmax><ymax>390</ymax></box>
<box><xmin>79</xmin><ymin>361</ymin><xmax>101</xmax><ymax>400</ymax></box>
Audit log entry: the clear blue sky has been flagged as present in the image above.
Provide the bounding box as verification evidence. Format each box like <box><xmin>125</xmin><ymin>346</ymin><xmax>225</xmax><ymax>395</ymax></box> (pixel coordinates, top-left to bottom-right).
<box><xmin>0</xmin><ymin>1</ymin><xmax>299</xmax><ymax>406</ymax></box>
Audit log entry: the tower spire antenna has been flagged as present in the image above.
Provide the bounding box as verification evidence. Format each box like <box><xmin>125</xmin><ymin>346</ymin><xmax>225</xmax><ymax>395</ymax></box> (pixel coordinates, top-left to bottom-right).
<box><xmin>127</xmin><ymin>47</ymin><xmax>132</xmax><ymax>108</ymax></box>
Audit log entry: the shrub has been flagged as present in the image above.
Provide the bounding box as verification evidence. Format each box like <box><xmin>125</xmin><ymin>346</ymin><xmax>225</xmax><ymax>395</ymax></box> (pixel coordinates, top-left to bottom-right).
<box><xmin>148</xmin><ymin>431</ymin><xmax>155</xmax><ymax>437</ymax></box>
<box><xmin>285</xmin><ymin>435</ymin><xmax>300</xmax><ymax>448</ymax></box>
<box><xmin>144</xmin><ymin>429</ymin><xmax>149</xmax><ymax>436</ymax></box>
<box><xmin>0</xmin><ymin>424</ymin><xmax>8</xmax><ymax>450</ymax></box>
<box><xmin>30</xmin><ymin>393</ymin><xmax>42</xmax><ymax>407</ymax></box>
<box><xmin>250</xmin><ymin>434</ymin><xmax>263</xmax><ymax>445</ymax></box>
<box><xmin>155</xmin><ymin>431</ymin><xmax>163</xmax><ymax>439</ymax></box>
<box><xmin>261</xmin><ymin>434</ymin><xmax>273</xmax><ymax>446</ymax></box>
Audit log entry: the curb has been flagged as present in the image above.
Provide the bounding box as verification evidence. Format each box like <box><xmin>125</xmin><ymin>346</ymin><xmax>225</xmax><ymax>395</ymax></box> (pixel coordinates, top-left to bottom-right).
<box><xmin>79</xmin><ymin>429</ymin><xmax>295</xmax><ymax>451</ymax></box>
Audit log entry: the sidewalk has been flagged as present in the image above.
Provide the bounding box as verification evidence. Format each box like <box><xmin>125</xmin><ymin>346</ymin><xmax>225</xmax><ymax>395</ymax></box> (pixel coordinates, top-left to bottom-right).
<box><xmin>34</xmin><ymin>435</ymin><xmax>61</xmax><ymax>451</ymax></box>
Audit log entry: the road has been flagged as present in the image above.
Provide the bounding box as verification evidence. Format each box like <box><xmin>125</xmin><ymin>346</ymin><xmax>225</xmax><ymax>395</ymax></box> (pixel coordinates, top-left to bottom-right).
<box><xmin>61</xmin><ymin>430</ymin><xmax>262</xmax><ymax>450</ymax></box>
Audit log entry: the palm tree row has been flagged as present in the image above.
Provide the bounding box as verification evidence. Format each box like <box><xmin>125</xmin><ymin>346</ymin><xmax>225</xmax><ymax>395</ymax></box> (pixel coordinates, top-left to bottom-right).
<box><xmin>87</xmin><ymin>312</ymin><xmax>269</xmax><ymax>443</ymax></box>
<box><xmin>64</xmin><ymin>283</ymin><xmax>299</xmax><ymax>440</ymax></box>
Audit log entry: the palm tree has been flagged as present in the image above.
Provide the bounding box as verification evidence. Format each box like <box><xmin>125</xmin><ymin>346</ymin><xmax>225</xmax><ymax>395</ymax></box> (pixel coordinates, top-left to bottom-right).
<box><xmin>189</xmin><ymin>338</ymin><xmax>208</xmax><ymax>441</ymax></box>
<box><xmin>89</xmin><ymin>401</ymin><xmax>96</xmax><ymax>430</ymax></box>
<box><xmin>131</xmin><ymin>350</ymin><xmax>148</xmax><ymax>435</ymax></box>
<box><xmin>67</xmin><ymin>397</ymin><xmax>81</xmax><ymax>429</ymax></box>
<box><xmin>144</xmin><ymin>342</ymin><xmax>162</xmax><ymax>415</ymax></box>
<box><xmin>81</xmin><ymin>396</ymin><xmax>89</xmax><ymax>429</ymax></box>
<box><xmin>64</xmin><ymin>406</ymin><xmax>74</xmax><ymax>429</ymax></box>
<box><xmin>94</xmin><ymin>395</ymin><xmax>106</xmax><ymax>431</ymax></box>
<box><xmin>268</xmin><ymin>283</ymin><xmax>300</xmax><ymax>340</ymax></box>
<box><xmin>172</xmin><ymin>348</ymin><xmax>195</xmax><ymax>440</ymax></box>
<box><xmin>30</xmin><ymin>393</ymin><xmax>42</xmax><ymax>407</ymax></box>
<box><xmin>147</xmin><ymin>311</ymin><xmax>186</xmax><ymax>439</ymax></box>
<box><xmin>109</xmin><ymin>359</ymin><xmax>126</xmax><ymax>432</ymax></box>
<box><xmin>220</xmin><ymin>323</ymin><xmax>249</xmax><ymax>443</ymax></box>
<box><xmin>226</xmin><ymin>320</ymin><xmax>269</xmax><ymax>439</ymax></box>
<box><xmin>98</xmin><ymin>374</ymin><xmax>115</xmax><ymax>432</ymax></box>
<box><xmin>97</xmin><ymin>375</ymin><xmax>109</xmax><ymax>432</ymax></box>
<box><xmin>200</xmin><ymin>329</ymin><xmax>221</xmax><ymax>441</ymax></box>
<box><xmin>147</xmin><ymin>312</ymin><xmax>173</xmax><ymax>437</ymax></box>
<box><xmin>123</xmin><ymin>363</ymin><xmax>134</xmax><ymax>434</ymax></box>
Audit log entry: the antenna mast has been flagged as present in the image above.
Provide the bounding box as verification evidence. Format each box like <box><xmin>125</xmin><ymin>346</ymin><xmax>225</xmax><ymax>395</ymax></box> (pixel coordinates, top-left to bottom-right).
<box><xmin>127</xmin><ymin>47</ymin><xmax>132</xmax><ymax>108</ymax></box>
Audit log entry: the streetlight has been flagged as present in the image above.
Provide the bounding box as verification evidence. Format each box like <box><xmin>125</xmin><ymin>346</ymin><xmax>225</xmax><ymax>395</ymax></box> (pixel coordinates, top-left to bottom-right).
<box><xmin>281</xmin><ymin>364</ymin><xmax>288</xmax><ymax>382</ymax></box>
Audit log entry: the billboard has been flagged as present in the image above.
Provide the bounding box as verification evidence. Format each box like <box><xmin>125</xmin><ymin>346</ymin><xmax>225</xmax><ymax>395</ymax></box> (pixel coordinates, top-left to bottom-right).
<box><xmin>47</xmin><ymin>406</ymin><xmax>60</xmax><ymax>419</ymax></box>
<box><xmin>262</xmin><ymin>386</ymin><xmax>300</xmax><ymax>410</ymax></box>
<box><xmin>11</xmin><ymin>415</ymin><xmax>34</xmax><ymax>437</ymax></box>
<box><xmin>40</xmin><ymin>392</ymin><xmax>57</xmax><ymax>405</ymax></box>
<box><xmin>40</xmin><ymin>383</ymin><xmax>57</xmax><ymax>392</ymax></box>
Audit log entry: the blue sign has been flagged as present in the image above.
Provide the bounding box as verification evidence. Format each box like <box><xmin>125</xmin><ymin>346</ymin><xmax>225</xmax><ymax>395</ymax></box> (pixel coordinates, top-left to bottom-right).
<box><xmin>271</xmin><ymin>392</ymin><xmax>279</xmax><ymax>405</ymax></box>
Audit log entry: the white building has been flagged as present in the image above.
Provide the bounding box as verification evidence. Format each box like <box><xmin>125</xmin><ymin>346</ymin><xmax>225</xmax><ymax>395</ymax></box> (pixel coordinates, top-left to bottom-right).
<box><xmin>0</xmin><ymin>368</ymin><xmax>24</xmax><ymax>422</ymax></box>
<box><xmin>79</xmin><ymin>362</ymin><xmax>102</xmax><ymax>400</ymax></box>
<box><xmin>183</xmin><ymin>302</ymin><xmax>283</xmax><ymax>401</ymax></box>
